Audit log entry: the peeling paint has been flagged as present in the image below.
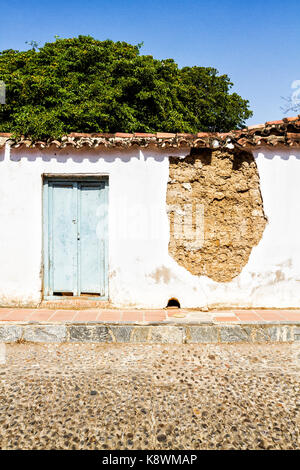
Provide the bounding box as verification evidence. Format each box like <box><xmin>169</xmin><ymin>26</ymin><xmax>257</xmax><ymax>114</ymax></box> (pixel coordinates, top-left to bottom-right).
<box><xmin>149</xmin><ymin>266</ymin><xmax>172</xmax><ymax>284</ymax></box>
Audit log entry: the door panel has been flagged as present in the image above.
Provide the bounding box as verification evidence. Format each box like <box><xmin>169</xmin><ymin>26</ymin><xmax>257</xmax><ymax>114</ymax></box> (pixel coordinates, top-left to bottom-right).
<box><xmin>79</xmin><ymin>183</ymin><xmax>105</xmax><ymax>295</ymax></box>
<box><xmin>51</xmin><ymin>183</ymin><xmax>77</xmax><ymax>293</ymax></box>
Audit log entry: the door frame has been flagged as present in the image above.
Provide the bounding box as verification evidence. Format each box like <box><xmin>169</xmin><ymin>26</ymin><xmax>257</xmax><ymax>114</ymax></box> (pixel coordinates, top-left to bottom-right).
<box><xmin>42</xmin><ymin>174</ymin><xmax>109</xmax><ymax>300</ymax></box>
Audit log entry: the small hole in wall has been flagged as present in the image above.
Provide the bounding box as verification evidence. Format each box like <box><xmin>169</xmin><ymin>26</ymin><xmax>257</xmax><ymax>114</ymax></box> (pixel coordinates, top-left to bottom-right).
<box><xmin>166</xmin><ymin>298</ymin><xmax>181</xmax><ymax>308</ymax></box>
<box><xmin>53</xmin><ymin>292</ymin><xmax>73</xmax><ymax>296</ymax></box>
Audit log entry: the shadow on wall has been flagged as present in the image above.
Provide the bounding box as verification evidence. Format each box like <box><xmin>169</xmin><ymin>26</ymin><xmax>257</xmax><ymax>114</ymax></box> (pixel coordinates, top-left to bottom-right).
<box><xmin>8</xmin><ymin>146</ymin><xmax>178</xmax><ymax>163</ymax></box>
<box><xmin>9</xmin><ymin>147</ymin><xmax>140</xmax><ymax>164</ymax></box>
<box><xmin>259</xmin><ymin>151</ymin><xmax>300</xmax><ymax>161</ymax></box>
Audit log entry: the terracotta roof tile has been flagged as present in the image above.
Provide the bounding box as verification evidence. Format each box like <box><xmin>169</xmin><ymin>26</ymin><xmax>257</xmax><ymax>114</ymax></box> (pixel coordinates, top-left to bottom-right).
<box><xmin>197</xmin><ymin>132</ymin><xmax>211</xmax><ymax>137</ymax></box>
<box><xmin>247</xmin><ymin>124</ymin><xmax>265</xmax><ymax>130</ymax></box>
<box><xmin>0</xmin><ymin>132</ymin><xmax>12</xmax><ymax>137</ymax></box>
<box><xmin>68</xmin><ymin>132</ymin><xmax>95</xmax><ymax>138</ymax></box>
<box><xmin>134</xmin><ymin>132</ymin><xmax>156</xmax><ymax>137</ymax></box>
<box><xmin>176</xmin><ymin>133</ymin><xmax>195</xmax><ymax>138</ymax></box>
<box><xmin>265</xmin><ymin>119</ymin><xmax>284</xmax><ymax>125</ymax></box>
<box><xmin>114</xmin><ymin>132</ymin><xmax>134</xmax><ymax>138</ymax></box>
<box><xmin>287</xmin><ymin>132</ymin><xmax>300</xmax><ymax>140</ymax></box>
<box><xmin>156</xmin><ymin>132</ymin><xmax>176</xmax><ymax>138</ymax></box>
<box><xmin>1</xmin><ymin>115</ymin><xmax>300</xmax><ymax>150</ymax></box>
<box><xmin>283</xmin><ymin>116</ymin><xmax>299</xmax><ymax>123</ymax></box>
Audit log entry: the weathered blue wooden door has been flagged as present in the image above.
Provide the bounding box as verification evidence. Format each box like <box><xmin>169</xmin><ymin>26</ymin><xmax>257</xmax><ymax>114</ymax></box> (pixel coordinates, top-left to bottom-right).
<box><xmin>44</xmin><ymin>178</ymin><xmax>108</xmax><ymax>298</ymax></box>
<box><xmin>51</xmin><ymin>182</ymin><xmax>77</xmax><ymax>293</ymax></box>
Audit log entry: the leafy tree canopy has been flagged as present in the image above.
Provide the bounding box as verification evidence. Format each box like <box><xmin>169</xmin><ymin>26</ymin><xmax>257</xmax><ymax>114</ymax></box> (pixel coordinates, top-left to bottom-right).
<box><xmin>0</xmin><ymin>36</ymin><xmax>252</xmax><ymax>139</ymax></box>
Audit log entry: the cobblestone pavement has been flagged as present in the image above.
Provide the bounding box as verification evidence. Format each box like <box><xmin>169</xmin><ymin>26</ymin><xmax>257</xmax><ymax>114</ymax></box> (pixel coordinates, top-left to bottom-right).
<box><xmin>0</xmin><ymin>343</ymin><xmax>299</xmax><ymax>450</ymax></box>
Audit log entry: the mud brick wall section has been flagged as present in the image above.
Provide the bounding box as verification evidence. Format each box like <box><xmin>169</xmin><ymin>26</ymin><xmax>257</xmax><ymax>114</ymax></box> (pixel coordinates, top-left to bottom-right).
<box><xmin>167</xmin><ymin>149</ymin><xmax>267</xmax><ymax>282</ymax></box>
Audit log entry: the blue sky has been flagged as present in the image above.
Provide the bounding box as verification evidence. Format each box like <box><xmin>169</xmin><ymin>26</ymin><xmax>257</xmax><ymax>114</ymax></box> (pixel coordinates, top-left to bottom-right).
<box><xmin>1</xmin><ymin>0</ymin><xmax>299</xmax><ymax>125</ymax></box>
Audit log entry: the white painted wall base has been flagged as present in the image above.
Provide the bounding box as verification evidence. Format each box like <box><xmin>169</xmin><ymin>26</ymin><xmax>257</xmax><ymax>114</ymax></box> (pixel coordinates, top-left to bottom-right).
<box><xmin>0</xmin><ymin>145</ymin><xmax>299</xmax><ymax>308</ymax></box>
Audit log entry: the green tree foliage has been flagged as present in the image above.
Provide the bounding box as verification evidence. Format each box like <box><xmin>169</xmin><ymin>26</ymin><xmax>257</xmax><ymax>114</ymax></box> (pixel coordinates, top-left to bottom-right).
<box><xmin>0</xmin><ymin>36</ymin><xmax>252</xmax><ymax>139</ymax></box>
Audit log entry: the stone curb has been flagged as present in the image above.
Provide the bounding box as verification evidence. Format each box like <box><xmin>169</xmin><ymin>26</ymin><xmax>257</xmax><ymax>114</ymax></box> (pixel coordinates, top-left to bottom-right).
<box><xmin>0</xmin><ymin>323</ymin><xmax>300</xmax><ymax>344</ymax></box>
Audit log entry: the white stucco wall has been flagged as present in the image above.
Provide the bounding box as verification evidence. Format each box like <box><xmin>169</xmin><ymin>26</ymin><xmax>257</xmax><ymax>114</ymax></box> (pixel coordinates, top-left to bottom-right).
<box><xmin>0</xmin><ymin>144</ymin><xmax>299</xmax><ymax>308</ymax></box>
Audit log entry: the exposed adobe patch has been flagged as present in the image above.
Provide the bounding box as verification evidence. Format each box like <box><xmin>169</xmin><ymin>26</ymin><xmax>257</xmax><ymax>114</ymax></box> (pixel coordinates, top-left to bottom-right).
<box><xmin>167</xmin><ymin>149</ymin><xmax>267</xmax><ymax>282</ymax></box>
